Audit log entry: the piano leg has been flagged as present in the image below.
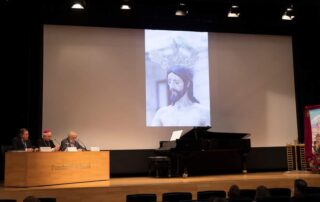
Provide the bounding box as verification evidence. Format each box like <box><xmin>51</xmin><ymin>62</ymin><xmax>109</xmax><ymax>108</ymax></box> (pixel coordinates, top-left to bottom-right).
<box><xmin>173</xmin><ymin>154</ymin><xmax>182</xmax><ymax>177</ymax></box>
<box><xmin>242</xmin><ymin>153</ymin><xmax>249</xmax><ymax>174</ymax></box>
<box><xmin>174</xmin><ymin>152</ymin><xmax>191</xmax><ymax>177</ymax></box>
<box><xmin>176</xmin><ymin>156</ymin><xmax>180</xmax><ymax>177</ymax></box>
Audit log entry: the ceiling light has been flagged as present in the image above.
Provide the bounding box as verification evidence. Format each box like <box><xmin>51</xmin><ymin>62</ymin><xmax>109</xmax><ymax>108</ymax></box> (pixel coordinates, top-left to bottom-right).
<box><xmin>120</xmin><ymin>0</ymin><xmax>133</xmax><ymax>10</ymax></box>
<box><xmin>175</xmin><ymin>2</ymin><xmax>189</xmax><ymax>16</ymax></box>
<box><xmin>282</xmin><ymin>5</ymin><xmax>295</xmax><ymax>21</ymax></box>
<box><xmin>71</xmin><ymin>3</ymin><xmax>84</xmax><ymax>9</ymax></box>
<box><xmin>228</xmin><ymin>5</ymin><xmax>240</xmax><ymax>18</ymax></box>
<box><xmin>71</xmin><ymin>1</ymin><xmax>86</xmax><ymax>10</ymax></box>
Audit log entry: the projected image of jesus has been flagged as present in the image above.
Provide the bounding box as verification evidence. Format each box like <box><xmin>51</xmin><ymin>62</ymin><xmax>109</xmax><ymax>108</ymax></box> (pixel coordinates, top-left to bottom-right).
<box><xmin>151</xmin><ymin>66</ymin><xmax>210</xmax><ymax>126</ymax></box>
<box><xmin>145</xmin><ymin>29</ymin><xmax>211</xmax><ymax>127</ymax></box>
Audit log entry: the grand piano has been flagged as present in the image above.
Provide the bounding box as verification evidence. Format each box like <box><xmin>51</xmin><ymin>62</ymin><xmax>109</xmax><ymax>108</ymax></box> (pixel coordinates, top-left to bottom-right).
<box><xmin>154</xmin><ymin>127</ymin><xmax>251</xmax><ymax>176</ymax></box>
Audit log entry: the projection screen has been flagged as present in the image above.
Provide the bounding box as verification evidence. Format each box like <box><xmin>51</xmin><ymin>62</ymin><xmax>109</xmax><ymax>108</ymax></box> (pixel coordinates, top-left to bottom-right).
<box><xmin>43</xmin><ymin>25</ymin><xmax>297</xmax><ymax>149</ymax></box>
<box><xmin>145</xmin><ymin>30</ymin><xmax>211</xmax><ymax>127</ymax></box>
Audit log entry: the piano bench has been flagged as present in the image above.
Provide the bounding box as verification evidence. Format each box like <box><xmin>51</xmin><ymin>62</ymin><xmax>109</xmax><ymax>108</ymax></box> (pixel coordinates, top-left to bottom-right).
<box><xmin>147</xmin><ymin>156</ymin><xmax>171</xmax><ymax>178</ymax></box>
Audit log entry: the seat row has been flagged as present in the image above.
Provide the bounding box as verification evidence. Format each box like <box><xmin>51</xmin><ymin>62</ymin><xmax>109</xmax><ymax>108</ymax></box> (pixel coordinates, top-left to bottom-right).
<box><xmin>126</xmin><ymin>188</ymin><xmax>294</xmax><ymax>202</ymax></box>
<box><xmin>0</xmin><ymin>198</ymin><xmax>56</xmax><ymax>202</ymax></box>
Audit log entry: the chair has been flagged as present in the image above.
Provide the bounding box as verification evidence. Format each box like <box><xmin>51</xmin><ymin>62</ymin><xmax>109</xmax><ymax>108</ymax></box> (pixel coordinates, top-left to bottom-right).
<box><xmin>0</xmin><ymin>145</ymin><xmax>14</xmax><ymax>181</ymax></box>
<box><xmin>1</xmin><ymin>145</ymin><xmax>14</xmax><ymax>156</ymax></box>
<box><xmin>162</xmin><ymin>192</ymin><xmax>192</xmax><ymax>202</ymax></box>
<box><xmin>239</xmin><ymin>189</ymin><xmax>256</xmax><ymax>200</ymax></box>
<box><xmin>269</xmin><ymin>188</ymin><xmax>291</xmax><ymax>197</ymax></box>
<box><xmin>197</xmin><ymin>190</ymin><xmax>226</xmax><ymax>201</ymax></box>
<box><xmin>38</xmin><ymin>198</ymin><xmax>56</xmax><ymax>202</ymax></box>
<box><xmin>126</xmin><ymin>194</ymin><xmax>156</xmax><ymax>202</ymax></box>
<box><xmin>256</xmin><ymin>196</ymin><xmax>291</xmax><ymax>202</ymax></box>
<box><xmin>148</xmin><ymin>156</ymin><xmax>171</xmax><ymax>177</ymax></box>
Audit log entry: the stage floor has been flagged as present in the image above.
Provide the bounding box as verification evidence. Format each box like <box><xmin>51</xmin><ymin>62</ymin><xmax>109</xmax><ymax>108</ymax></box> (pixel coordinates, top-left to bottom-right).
<box><xmin>0</xmin><ymin>172</ymin><xmax>319</xmax><ymax>202</ymax></box>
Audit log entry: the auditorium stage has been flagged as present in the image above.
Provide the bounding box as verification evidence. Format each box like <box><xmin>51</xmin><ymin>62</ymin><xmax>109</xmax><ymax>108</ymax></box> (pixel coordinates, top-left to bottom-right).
<box><xmin>0</xmin><ymin>172</ymin><xmax>319</xmax><ymax>202</ymax></box>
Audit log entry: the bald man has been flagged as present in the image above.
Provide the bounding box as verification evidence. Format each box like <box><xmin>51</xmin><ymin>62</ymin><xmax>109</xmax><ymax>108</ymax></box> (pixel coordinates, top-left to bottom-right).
<box><xmin>60</xmin><ymin>131</ymin><xmax>86</xmax><ymax>151</ymax></box>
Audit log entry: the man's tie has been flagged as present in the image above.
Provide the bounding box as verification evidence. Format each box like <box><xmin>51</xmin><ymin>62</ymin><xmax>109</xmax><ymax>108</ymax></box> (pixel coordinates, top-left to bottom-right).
<box><xmin>23</xmin><ymin>141</ymin><xmax>27</xmax><ymax>148</ymax></box>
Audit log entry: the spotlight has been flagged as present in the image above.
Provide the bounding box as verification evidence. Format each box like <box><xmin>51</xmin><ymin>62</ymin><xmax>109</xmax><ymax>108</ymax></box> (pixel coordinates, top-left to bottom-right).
<box><xmin>71</xmin><ymin>0</ymin><xmax>86</xmax><ymax>10</ymax></box>
<box><xmin>175</xmin><ymin>1</ymin><xmax>189</xmax><ymax>16</ymax></box>
<box><xmin>282</xmin><ymin>5</ymin><xmax>295</xmax><ymax>21</ymax></box>
<box><xmin>120</xmin><ymin>0</ymin><xmax>133</xmax><ymax>10</ymax></box>
<box><xmin>228</xmin><ymin>5</ymin><xmax>240</xmax><ymax>18</ymax></box>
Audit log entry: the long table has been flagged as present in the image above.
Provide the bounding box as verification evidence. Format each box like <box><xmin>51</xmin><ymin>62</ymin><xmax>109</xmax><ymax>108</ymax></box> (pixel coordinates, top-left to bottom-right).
<box><xmin>5</xmin><ymin>151</ymin><xmax>110</xmax><ymax>187</ymax></box>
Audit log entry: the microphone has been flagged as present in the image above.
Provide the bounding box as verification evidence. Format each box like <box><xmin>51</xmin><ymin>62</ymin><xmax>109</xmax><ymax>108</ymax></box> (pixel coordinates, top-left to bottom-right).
<box><xmin>77</xmin><ymin>138</ymin><xmax>88</xmax><ymax>151</ymax></box>
<box><xmin>53</xmin><ymin>138</ymin><xmax>61</xmax><ymax>146</ymax></box>
<box><xmin>62</xmin><ymin>142</ymin><xmax>70</xmax><ymax>152</ymax></box>
<box><xmin>52</xmin><ymin>138</ymin><xmax>61</xmax><ymax>151</ymax></box>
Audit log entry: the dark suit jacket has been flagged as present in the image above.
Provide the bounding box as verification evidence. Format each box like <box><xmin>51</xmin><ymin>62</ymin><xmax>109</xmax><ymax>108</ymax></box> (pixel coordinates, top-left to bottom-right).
<box><xmin>37</xmin><ymin>139</ymin><xmax>55</xmax><ymax>148</ymax></box>
<box><xmin>60</xmin><ymin>138</ymin><xmax>86</xmax><ymax>151</ymax></box>
<box><xmin>12</xmin><ymin>137</ymin><xmax>33</xmax><ymax>150</ymax></box>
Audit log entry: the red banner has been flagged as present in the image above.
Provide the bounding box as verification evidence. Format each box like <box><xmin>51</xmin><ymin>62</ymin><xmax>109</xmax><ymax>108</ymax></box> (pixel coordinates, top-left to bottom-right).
<box><xmin>304</xmin><ymin>105</ymin><xmax>320</xmax><ymax>172</ymax></box>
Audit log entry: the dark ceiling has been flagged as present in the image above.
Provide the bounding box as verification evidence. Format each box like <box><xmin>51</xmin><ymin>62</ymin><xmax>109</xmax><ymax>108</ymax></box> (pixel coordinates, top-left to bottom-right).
<box><xmin>1</xmin><ymin>0</ymin><xmax>320</xmax><ymax>35</ymax></box>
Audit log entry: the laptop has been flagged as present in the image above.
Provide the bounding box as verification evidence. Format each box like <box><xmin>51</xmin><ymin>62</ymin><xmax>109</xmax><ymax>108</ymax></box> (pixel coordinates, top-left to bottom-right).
<box><xmin>170</xmin><ymin>130</ymin><xmax>183</xmax><ymax>141</ymax></box>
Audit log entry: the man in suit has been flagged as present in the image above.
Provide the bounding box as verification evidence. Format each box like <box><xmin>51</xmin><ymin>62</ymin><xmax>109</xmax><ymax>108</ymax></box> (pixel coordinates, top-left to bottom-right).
<box><xmin>12</xmin><ymin>128</ymin><xmax>34</xmax><ymax>151</ymax></box>
<box><xmin>37</xmin><ymin>129</ymin><xmax>60</xmax><ymax>151</ymax></box>
<box><xmin>60</xmin><ymin>131</ymin><xmax>86</xmax><ymax>151</ymax></box>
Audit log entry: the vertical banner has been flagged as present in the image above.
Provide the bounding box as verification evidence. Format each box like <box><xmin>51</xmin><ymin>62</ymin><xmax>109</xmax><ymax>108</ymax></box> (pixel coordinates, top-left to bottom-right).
<box><xmin>304</xmin><ymin>105</ymin><xmax>320</xmax><ymax>172</ymax></box>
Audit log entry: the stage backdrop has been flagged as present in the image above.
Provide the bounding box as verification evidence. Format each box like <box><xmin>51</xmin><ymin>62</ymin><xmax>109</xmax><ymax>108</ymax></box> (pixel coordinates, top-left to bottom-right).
<box><xmin>43</xmin><ymin>25</ymin><xmax>297</xmax><ymax>149</ymax></box>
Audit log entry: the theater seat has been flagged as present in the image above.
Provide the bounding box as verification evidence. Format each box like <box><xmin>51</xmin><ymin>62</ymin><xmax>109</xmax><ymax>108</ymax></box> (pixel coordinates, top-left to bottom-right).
<box><xmin>180</xmin><ymin>200</ymin><xmax>207</xmax><ymax>202</ymax></box>
<box><xmin>306</xmin><ymin>187</ymin><xmax>320</xmax><ymax>195</ymax></box>
<box><xmin>256</xmin><ymin>196</ymin><xmax>291</xmax><ymax>202</ymax></box>
<box><xmin>269</xmin><ymin>188</ymin><xmax>291</xmax><ymax>197</ymax></box>
<box><xmin>305</xmin><ymin>194</ymin><xmax>320</xmax><ymax>202</ymax></box>
<box><xmin>197</xmin><ymin>190</ymin><xmax>226</xmax><ymax>200</ymax></box>
<box><xmin>228</xmin><ymin>199</ymin><xmax>252</xmax><ymax>202</ymax></box>
<box><xmin>126</xmin><ymin>193</ymin><xmax>156</xmax><ymax>202</ymax></box>
<box><xmin>239</xmin><ymin>189</ymin><xmax>256</xmax><ymax>200</ymax></box>
<box><xmin>0</xmin><ymin>200</ymin><xmax>17</xmax><ymax>202</ymax></box>
<box><xmin>38</xmin><ymin>198</ymin><xmax>56</xmax><ymax>202</ymax></box>
<box><xmin>162</xmin><ymin>192</ymin><xmax>192</xmax><ymax>202</ymax></box>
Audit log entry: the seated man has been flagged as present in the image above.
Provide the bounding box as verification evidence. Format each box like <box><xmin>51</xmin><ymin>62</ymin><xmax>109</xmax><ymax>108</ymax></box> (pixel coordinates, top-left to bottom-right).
<box><xmin>37</xmin><ymin>129</ymin><xmax>60</xmax><ymax>151</ymax></box>
<box><xmin>12</xmin><ymin>128</ymin><xmax>34</xmax><ymax>151</ymax></box>
<box><xmin>60</xmin><ymin>131</ymin><xmax>86</xmax><ymax>151</ymax></box>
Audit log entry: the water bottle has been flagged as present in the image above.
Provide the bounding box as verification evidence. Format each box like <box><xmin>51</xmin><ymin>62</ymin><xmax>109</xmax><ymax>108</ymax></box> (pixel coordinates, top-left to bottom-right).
<box><xmin>182</xmin><ymin>168</ymin><xmax>188</xmax><ymax>178</ymax></box>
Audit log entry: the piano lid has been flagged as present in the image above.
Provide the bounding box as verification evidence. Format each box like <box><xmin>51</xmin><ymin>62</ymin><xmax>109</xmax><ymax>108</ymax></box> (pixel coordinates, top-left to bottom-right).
<box><xmin>181</xmin><ymin>127</ymin><xmax>250</xmax><ymax>140</ymax></box>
